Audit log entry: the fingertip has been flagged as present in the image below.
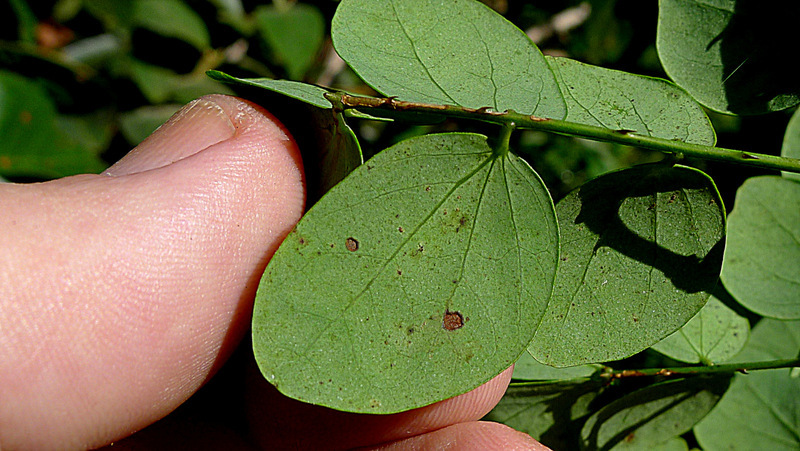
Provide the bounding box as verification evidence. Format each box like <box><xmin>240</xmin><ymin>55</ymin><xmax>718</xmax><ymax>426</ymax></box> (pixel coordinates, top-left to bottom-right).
<box><xmin>366</xmin><ymin>421</ymin><xmax>550</xmax><ymax>451</ymax></box>
<box><xmin>0</xmin><ymin>95</ymin><xmax>305</xmax><ymax>449</ymax></box>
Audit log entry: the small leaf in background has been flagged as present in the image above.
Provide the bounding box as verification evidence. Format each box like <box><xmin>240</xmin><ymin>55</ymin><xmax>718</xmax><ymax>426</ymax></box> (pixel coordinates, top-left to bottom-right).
<box><xmin>0</xmin><ymin>70</ymin><xmax>107</xmax><ymax>178</ymax></box>
<box><xmin>512</xmin><ymin>351</ymin><xmax>599</xmax><ymax>381</ymax></box>
<box><xmin>252</xmin><ymin>133</ymin><xmax>559</xmax><ymax>413</ymax></box>
<box><xmin>782</xmin><ymin>107</ymin><xmax>800</xmax><ymax>182</ymax></box>
<box><xmin>546</xmin><ymin>56</ymin><xmax>715</xmax><ymax>146</ymax></box>
<box><xmin>309</xmin><ymin>108</ymin><xmax>363</xmax><ymax>194</ymax></box>
<box><xmin>530</xmin><ymin>164</ymin><xmax>726</xmax><ymax>366</ymax></box>
<box><xmin>721</xmin><ymin>176</ymin><xmax>800</xmax><ymax>319</ymax></box>
<box><xmin>657</xmin><ymin>0</ymin><xmax>800</xmax><ymax>115</ymax></box>
<box><xmin>580</xmin><ymin>375</ymin><xmax>732</xmax><ymax>450</ymax></box>
<box><xmin>255</xmin><ymin>3</ymin><xmax>325</xmax><ymax>80</ymax></box>
<box><xmin>132</xmin><ymin>0</ymin><xmax>211</xmax><ymax>50</ymax></box>
<box><xmin>128</xmin><ymin>59</ymin><xmax>233</xmax><ymax>104</ymax></box>
<box><xmin>651</xmin><ymin>296</ymin><xmax>749</xmax><ymax>365</ymax></box>
<box><xmin>484</xmin><ymin>379</ymin><xmax>605</xmax><ymax>450</ymax></box>
<box><xmin>331</xmin><ymin>0</ymin><xmax>566</xmax><ymax>118</ymax></box>
<box><xmin>9</xmin><ymin>0</ymin><xmax>37</xmax><ymax>43</ymax></box>
<box><xmin>118</xmin><ymin>104</ymin><xmax>184</xmax><ymax>146</ymax></box>
<box><xmin>207</xmin><ymin>71</ymin><xmax>334</xmax><ymax>109</ymax></box>
<box><xmin>694</xmin><ymin>318</ymin><xmax>800</xmax><ymax>450</ymax></box>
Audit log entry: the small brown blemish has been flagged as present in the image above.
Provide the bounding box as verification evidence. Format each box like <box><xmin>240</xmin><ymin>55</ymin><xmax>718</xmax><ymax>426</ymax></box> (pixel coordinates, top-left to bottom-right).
<box><xmin>19</xmin><ymin>110</ymin><xmax>33</xmax><ymax>125</ymax></box>
<box><xmin>346</xmin><ymin>237</ymin><xmax>359</xmax><ymax>251</ymax></box>
<box><xmin>398</xmin><ymin>226</ymin><xmax>404</xmax><ymax>233</ymax></box>
<box><xmin>442</xmin><ymin>309</ymin><xmax>464</xmax><ymax>331</ymax></box>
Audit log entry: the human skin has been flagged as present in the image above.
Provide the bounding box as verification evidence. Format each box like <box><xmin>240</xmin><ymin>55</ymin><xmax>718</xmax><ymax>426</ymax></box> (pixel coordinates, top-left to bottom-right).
<box><xmin>0</xmin><ymin>95</ymin><xmax>548</xmax><ymax>450</ymax></box>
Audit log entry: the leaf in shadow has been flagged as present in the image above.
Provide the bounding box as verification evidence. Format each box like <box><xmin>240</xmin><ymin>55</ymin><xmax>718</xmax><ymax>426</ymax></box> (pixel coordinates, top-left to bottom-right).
<box><xmin>531</xmin><ymin>164</ymin><xmax>726</xmax><ymax>366</ymax></box>
<box><xmin>580</xmin><ymin>375</ymin><xmax>732</xmax><ymax>450</ymax></box>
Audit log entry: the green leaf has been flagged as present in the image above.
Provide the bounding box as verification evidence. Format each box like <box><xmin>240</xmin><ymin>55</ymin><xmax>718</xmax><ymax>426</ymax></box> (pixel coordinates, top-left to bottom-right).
<box><xmin>657</xmin><ymin>0</ymin><xmax>800</xmax><ymax>115</ymax></box>
<box><xmin>0</xmin><ymin>70</ymin><xmax>107</xmax><ymax>178</ymax></box>
<box><xmin>530</xmin><ymin>164</ymin><xmax>726</xmax><ymax>366</ymax></box>
<box><xmin>694</xmin><ymin>318</ymin><xmax>800</xmax><ymax>450</ymax></box>
<box><xmin>118</xmin><ymin>104</ymin><xmax>183</xmax><ymax>145</ymax></box>
<box><xmin>132</xmin><ymin>0</ymin><xmax>211</xmax><ymax>50</ymax></box>
<box><xmin>782</xmin><ymin>107</ymin><xmax>800</xmax><ymax>182</ymax></box>
<box><xmin>651</xmin><ymin>296</ymin><xmax>749</xmax><ymax>365</ymax></box>
<box><xmin>255</xmin><ymin>3</ymin><xmax>325</xmax><ymax>80</ymax></box>
<box><xmin>484</xmin><ymin>379</ymin><xmax>605</xmax><ymax>449</ymax></box>
<box><xmin>252</xmin><ymin>133</ymin><xmax>559</xmax><ymax>413</ymax></box>
<box><xmin>331</xmin><ymin>0</ymin><xmax>566</xmax><ymax>118</ymax></box>
<box><xmin>545</xmin><ymin>56</ymin><xmax>715</xmax><ymax>146</ymax></box>
<box><xmin>308</xmin><ymin>108</ymin><xmax>364</xmax><ymax>194</ymax></box>
<box><xmin>9</xmin><ymin>0</ymin><xmax>37</xmax><ymax>43</ymax></box>
<box><xmin>513</xmin><ymin>351</ymin><xmax>600</xmax><ymax>381</ymax></box>
<box><xmin>580</xmin><ymin>375</ymin><xmax>732</xmax><ymax>450</ymax></box>
<box><xmin>721</xmin><ymin>176</ymin><xmax>800</xmax><ymax>319</ymax></box>
<box><xmin>206</xmin><ymin>71</ymin><xmax>333</xmax><ymax>109</ymax></box>
<box><xmin>649</xmin><ymin>437</ymin><xmax>690</xmax><ymax>451</ymax></box>
<box><xmin>87</xmin><ymin>0</ymin><xmax>210</xmax><ymax>50</ymax></box>
<box><xmin>128</xmin><ymin>59</ymin><xmax>232</xmax><ymax>104</ymax></box>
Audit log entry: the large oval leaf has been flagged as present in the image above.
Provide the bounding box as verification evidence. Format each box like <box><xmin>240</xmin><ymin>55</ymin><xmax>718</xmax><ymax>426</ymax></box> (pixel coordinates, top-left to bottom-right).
<box><xmin>721</xmin><ymin>176</ymin><xmax>800</xmax><ymax>319</ymax></box>
<box><xmin>546</xmin><ymin>56</ymin><xmax>715</xmax><ymax>146</ymax></box>
<box><xmin>331</xmin><ymin>0</ymin><xmax>566</xmax><ymax>118</ymax></box>
<box><xmin>657</xmin><ymin>0</ymin><xmax>800</xmax><ymax>115</ymax></box>
<box><xmin>252</xmin><ymin>133</ymin><xmax>559</xmax><ymax>413</ymax></box>
<box><xmin>530</xmin><ymin>164</ymin><xmax>726</xmax><ymax>366</ymax></box>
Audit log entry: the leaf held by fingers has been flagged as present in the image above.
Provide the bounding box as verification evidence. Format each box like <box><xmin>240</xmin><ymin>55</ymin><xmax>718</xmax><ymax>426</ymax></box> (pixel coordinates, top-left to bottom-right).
<box><xmin>252</xmin><ymin>132</ymin><xmax>558</xmax><ymax>413</ymax></box>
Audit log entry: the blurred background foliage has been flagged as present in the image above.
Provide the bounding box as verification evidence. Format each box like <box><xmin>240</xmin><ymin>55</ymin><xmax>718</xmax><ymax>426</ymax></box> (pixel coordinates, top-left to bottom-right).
<box><xmin>0</xmin><ymin>0</ymin><xmax>790</xmax><ymax>202</ymax></box>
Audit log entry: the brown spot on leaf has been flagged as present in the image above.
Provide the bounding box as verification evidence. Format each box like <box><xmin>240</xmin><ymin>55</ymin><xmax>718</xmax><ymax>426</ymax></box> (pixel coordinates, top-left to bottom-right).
<box><xmin>19</xmin><ymin>110</ymin><xmax>33</xmax><ymax>125</ymax></box>
<box><xmin>346</xmin><ymin>237</ymin><xmax>359</xmax><ymax>251</ymax></box>
<box><xmin>442</xmin><ymin>310</ymin><xmax>464</xmax><ymax>331</ymax></box>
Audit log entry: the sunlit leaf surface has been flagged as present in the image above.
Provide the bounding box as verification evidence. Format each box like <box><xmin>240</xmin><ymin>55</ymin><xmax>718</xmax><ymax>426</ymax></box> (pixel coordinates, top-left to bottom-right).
<box><xmin>252</xmin><ymin>133</ymin><xmax>558</xmax><ymax>413</ymax></box>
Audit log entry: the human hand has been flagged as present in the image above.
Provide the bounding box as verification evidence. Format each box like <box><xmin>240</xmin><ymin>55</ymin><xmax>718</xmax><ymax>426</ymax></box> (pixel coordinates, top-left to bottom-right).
<box><xmin>0</xmin><ymin>95</ymin><xmax>548</xmax><ymax>450</ymax></box>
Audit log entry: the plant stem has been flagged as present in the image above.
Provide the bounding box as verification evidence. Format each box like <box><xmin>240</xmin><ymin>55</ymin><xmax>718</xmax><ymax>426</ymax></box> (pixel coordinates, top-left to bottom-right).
<box><xmin>493</xmin><ymin>122</ymin><xmax>515</xmax><ymax>157</ymax></box>
<box><xmin>325</xmin><ymin>92</ymin><xmax>800</xmax><ymax>174</ymax></box>
<box><xmin>596</xmin><ymin>357</ymin><xmax>800</xmax><ymax>380</ymax></box>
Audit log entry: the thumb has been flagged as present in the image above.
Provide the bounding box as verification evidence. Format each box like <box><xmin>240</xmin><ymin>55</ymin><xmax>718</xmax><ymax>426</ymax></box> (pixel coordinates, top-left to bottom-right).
<box><xmin>0</xmin><ymin>95</ymin><xmax>305</xmax><ymax>450</ymax></box>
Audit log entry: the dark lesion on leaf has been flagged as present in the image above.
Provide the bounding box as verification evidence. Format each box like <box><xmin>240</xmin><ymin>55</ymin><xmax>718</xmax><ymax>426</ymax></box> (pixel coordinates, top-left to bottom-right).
<box><xmin>345</xmin><ymin>237</ymin><xmax>359</xmax><ymax>251</ymax></box>
<box><xmin>442</xmin><ymin>309</ymin><xmax>464</xmax><ymax>331</ymax></box>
